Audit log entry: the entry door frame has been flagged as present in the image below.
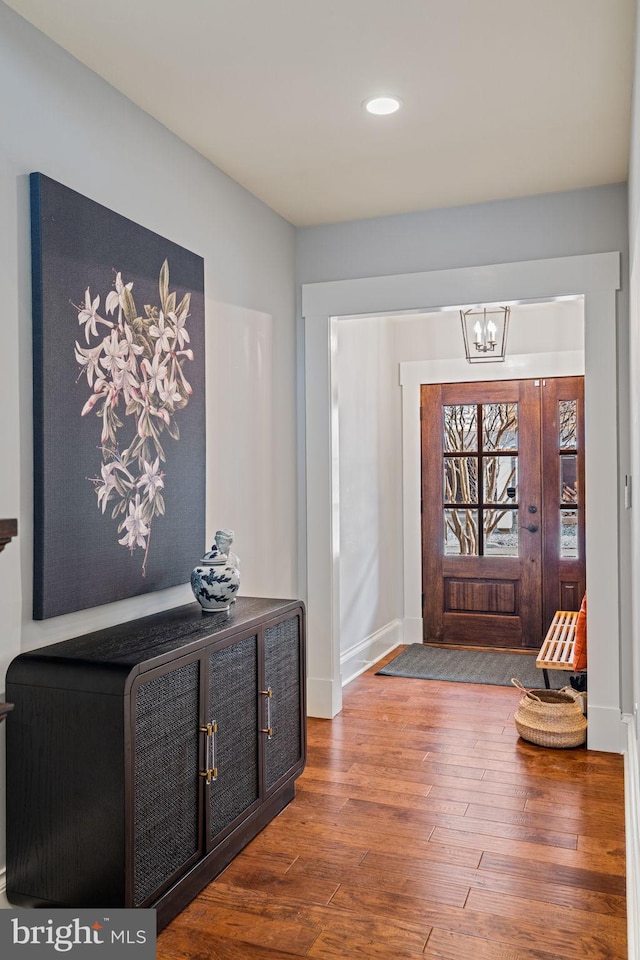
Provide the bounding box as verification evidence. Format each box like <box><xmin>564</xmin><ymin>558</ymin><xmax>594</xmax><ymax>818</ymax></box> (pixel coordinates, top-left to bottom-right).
<box><xmin>302</xmin><ymin>251</ymin><xmax>621</xmax><ymax>752</ymax></box>
<box><xmin>406</xmin><ymin>355</ymin><xmax>584</xmax><ymax>647</ymax></box>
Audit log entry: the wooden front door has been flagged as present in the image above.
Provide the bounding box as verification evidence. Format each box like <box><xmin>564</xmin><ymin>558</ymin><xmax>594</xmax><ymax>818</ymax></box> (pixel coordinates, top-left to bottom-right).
<box><xmin>421</xmin><ymin>377</ymin><xmax>585</xmax><ymax>649</ymax></box>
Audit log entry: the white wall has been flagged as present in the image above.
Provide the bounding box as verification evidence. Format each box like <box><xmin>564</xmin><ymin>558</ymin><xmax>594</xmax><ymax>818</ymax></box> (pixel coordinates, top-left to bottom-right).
<box><xmin>389</xmin><ymin>299</ymin><xmax>584</xmax><ymax>360</ymax></box>
<box><xmin>297</xmin><ymin>184</ymin><xmax>629</xmax><ymax>284</ymax></box>
<box><xmin>0</xmin><ymin>0</ymin><xmax>297</xmax><ymax>898</ymax></box>
<box><xmin>336</xmin><ymin>318</ymin><xmax>402</xmax><ymax>672</ymax></box>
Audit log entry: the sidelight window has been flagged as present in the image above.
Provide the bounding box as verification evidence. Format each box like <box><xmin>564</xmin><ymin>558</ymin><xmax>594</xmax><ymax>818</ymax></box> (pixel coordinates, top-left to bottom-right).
<box><xmin>559</xmin><ymin>399</ymin><xmax>579</xmax><ymax>558</ymax></box>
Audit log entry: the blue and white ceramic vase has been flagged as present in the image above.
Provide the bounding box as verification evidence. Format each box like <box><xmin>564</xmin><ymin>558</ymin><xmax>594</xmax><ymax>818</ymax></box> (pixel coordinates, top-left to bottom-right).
<box><xmin>191</xmin><ymin>536</ymin><xmax>240</xmax><ymax>613</ymax></box>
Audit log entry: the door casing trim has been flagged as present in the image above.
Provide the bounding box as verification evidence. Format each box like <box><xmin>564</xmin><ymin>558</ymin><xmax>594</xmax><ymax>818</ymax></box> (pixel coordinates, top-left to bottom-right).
<box><xmin>302</xmin><ymin>252</ymin><xmax>622</xmax><ymax>752</ymax></box>
<box><xmin>401</xmin><ymin>351</ymin><xmax>584</xmax><ymax>648</ymax></box>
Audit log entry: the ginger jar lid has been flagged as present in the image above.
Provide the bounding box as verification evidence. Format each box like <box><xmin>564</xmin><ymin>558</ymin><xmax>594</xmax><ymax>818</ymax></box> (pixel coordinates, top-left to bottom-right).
<box><xmin>199</xmin><ymin>543</ymin><xmax>226</xmax><ymax>565</ymax></box>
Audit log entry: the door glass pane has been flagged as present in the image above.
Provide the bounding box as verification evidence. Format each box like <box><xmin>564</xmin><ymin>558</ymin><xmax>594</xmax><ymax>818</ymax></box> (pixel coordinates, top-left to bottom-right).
<box><xmin>444</xmin><ymin>509</ymin><xmax>479</xmax><ymax>555</ymax></box>
<box><xmin>484</xmin><ymin>509</ymin><xmax>518</xmax><ymax>556</ymax></box>
<box><xmin>560</xmin><ymin>455</ymin><xmax>578</xmax><ymax>504</ymax></box>
<box><xmin>444</xmin><ymin>457</ymin><xmax>478</xmax><ymax>504</ymax></box>
<box><xmin>443</xmin><ymin>405</ymin><xmax>477</xmax><ymax>452</ymax></box>
<box><xmin>484</xmin><ymin>457</ymin><xmax>518</xmax><ymax>503</ymax></box>
<box><xmin>483</xmin><ymin>403</ymin><xmax>518</xmax><ymax>451</ymax></box>
<box><xmin>560</xmin><ymin>509</ymin><xmax>578</xmax><ymax>558</ymax></box>
<box><xmin>559</xmin><ymin>399</ymin><xmax>577</xmax><ymax>449</ymax></box>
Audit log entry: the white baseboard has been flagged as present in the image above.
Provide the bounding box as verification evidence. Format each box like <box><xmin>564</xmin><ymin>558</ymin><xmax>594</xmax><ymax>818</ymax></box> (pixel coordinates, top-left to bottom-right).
<box><xmin>340</xmin><ymin>619</ymin><xmax>403</xmax><ymax>687</ymax></box>
<box><xmin>306</xmin><ymin>675</ymin><xmax>342</xmax><ymax>719</ymax></box>
<box><xmin>586</xmin><ymin>704</ymin><xmax>625</xmax><ymax>753</ymax></box>
<box><xmin>306</xmin><ymin>618</ymin><xmax>403</xmax><ymax>717</ymax></box>
<box><xmin>624</xmin><ymin>713</ymin><xmax>640</xmax><ymax>960</ymax></box>
<box><xmin>402</xmin><ymin>617</ymin><xmax>423</xmax><ymax>644</ymax></box>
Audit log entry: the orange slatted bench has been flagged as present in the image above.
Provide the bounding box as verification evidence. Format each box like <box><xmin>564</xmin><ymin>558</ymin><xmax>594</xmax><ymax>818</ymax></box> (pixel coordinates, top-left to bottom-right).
<box><xmin>536</xmin><ymin>610</ymin><xmax>580</xmax><ymax>689</ymax></box>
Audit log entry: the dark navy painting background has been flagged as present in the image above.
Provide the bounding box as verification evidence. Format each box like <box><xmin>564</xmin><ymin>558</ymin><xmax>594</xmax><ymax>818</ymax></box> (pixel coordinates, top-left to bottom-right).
<box><xmin>31</xmin><ymin>173</ymin><xmax>206</xmax><ymax>619</ymax></box>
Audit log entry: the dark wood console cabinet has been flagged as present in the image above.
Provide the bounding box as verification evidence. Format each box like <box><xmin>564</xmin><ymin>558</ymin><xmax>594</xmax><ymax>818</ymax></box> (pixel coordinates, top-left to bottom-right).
<box><xmin>6</xmin><ymin>597</ymin><xmax>306</xmax><ymax>928</ymax></box>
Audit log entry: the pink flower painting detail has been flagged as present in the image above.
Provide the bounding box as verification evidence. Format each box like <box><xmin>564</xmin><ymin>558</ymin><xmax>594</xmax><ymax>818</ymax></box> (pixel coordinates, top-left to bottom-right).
<box><xmin>73</xmin><ymin>260</ymin><xmax>194</xmax><ymax>575</ymax></box>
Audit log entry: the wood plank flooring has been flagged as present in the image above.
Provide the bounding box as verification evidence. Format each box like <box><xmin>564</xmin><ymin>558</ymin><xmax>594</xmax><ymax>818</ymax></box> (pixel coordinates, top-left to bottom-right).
<box><xmin>156</xmin><ymin>648</ymin><xmax>626</xmax><ymax>960</ymax></box>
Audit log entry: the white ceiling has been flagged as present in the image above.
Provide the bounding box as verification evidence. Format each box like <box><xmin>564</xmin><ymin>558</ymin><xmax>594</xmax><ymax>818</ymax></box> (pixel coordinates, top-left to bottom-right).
<box><xmin>4</xmin><ymin>0</ymin><xmax>636</xmax><ymax>226</ymax></box>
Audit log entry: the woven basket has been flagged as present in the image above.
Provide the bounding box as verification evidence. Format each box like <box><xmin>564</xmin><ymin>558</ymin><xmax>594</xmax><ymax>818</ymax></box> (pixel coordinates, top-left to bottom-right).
<box><xmin>511</xmin><ymin>679</ymin><xmax>587</xmax><ymax>748</ymax></box>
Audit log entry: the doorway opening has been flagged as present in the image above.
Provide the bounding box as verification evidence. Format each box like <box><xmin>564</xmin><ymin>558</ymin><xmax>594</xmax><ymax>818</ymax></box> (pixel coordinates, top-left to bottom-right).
<box><xmin>336</xmin><ymin>298</ymin><xmax>585</xmax><ymax>682</ymax></box>
<box><xmin>421</xmin><ymin>376</ymin><xmax>585</xmax><ymax>650</ymax></box>
<box><xmin>302</xmin><ymin>251</ymin><xmax>621</xmax><ymax>751</ymax></box>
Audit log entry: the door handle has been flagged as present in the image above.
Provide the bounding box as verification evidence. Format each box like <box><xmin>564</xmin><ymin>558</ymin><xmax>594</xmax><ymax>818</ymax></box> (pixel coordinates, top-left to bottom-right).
<box><xmin>521</xmin><ymin>523</ymin><xmax>539</xmax><ymax>533</ymax></box>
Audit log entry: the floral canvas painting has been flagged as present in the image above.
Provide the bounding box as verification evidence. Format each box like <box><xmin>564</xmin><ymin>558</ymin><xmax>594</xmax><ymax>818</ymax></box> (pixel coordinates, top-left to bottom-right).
<box><xmin>31</xmin><ymin>173</ymin><xmax>205</xmax><ymax>619</ymax></box>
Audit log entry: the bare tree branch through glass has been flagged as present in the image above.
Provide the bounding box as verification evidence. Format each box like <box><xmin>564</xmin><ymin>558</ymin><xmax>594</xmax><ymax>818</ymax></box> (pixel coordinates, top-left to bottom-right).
<box><xmin>443</xmin><ymin>402</ymin><xmax>518</xmax><ymax>555</ymax></box>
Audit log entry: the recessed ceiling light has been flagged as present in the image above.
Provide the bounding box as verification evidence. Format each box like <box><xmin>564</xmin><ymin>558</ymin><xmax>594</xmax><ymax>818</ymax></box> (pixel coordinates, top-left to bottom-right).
<box><xmin>363</xmin><ymin>96</ymin><xmax>402</xmax><ymax>116</ymax></box>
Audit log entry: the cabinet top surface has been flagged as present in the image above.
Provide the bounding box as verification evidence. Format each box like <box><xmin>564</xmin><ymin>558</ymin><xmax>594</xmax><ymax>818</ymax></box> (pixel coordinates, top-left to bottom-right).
<box><xmin>10</xmin><ymin>598</ymin><xmax>303</xmax><ymax>682</ymax></box>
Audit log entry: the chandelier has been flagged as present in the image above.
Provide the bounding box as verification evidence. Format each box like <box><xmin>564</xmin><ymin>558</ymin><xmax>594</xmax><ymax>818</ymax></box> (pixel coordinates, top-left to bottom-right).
<box><xmin>460</xmin><ymin>305</ymin><xmax>510</xmax><ymax>363</ymax></box>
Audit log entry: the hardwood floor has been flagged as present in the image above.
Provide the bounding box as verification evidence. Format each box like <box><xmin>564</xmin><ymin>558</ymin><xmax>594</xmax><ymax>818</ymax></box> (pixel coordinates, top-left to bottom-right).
<box><xmin>157</xmin><ymin>649</ymin><xmax>626</xmax><ymax>960</ymax></box>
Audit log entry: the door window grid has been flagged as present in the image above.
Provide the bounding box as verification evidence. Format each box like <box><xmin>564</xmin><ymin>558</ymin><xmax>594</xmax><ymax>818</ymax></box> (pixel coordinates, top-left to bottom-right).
<box><xmin>443</xmin><ymin>403</ymin><xmax>519</xmax><ymax>557</ymax></box>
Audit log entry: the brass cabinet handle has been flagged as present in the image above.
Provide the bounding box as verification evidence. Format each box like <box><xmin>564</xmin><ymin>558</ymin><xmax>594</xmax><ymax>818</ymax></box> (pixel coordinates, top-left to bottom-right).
<box><xmin>261</xmin><ymin>687</ymin><xmax>273</xmax><ymax>739</ymax></box>
<box><xmin>199</xmin><ymin>721</ymin><xmax>218</xmax><ymax>783</ymax></box>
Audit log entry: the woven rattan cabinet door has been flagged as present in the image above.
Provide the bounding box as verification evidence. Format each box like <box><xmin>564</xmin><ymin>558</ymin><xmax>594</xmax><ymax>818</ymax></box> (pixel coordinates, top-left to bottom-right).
<box><xmin>133</xmin><ymin>656</ymin><xmax>202</xmax><ymax>906</ymax></box>
<box><xmin>206</xmin><ymin>633</ymin><xmax>260</xmax><ymax>846</ymax></box>
<box><xmin>263</xmin><ymin>613</ymin><xmax>303</xmax><ymax>793</ymax></box>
